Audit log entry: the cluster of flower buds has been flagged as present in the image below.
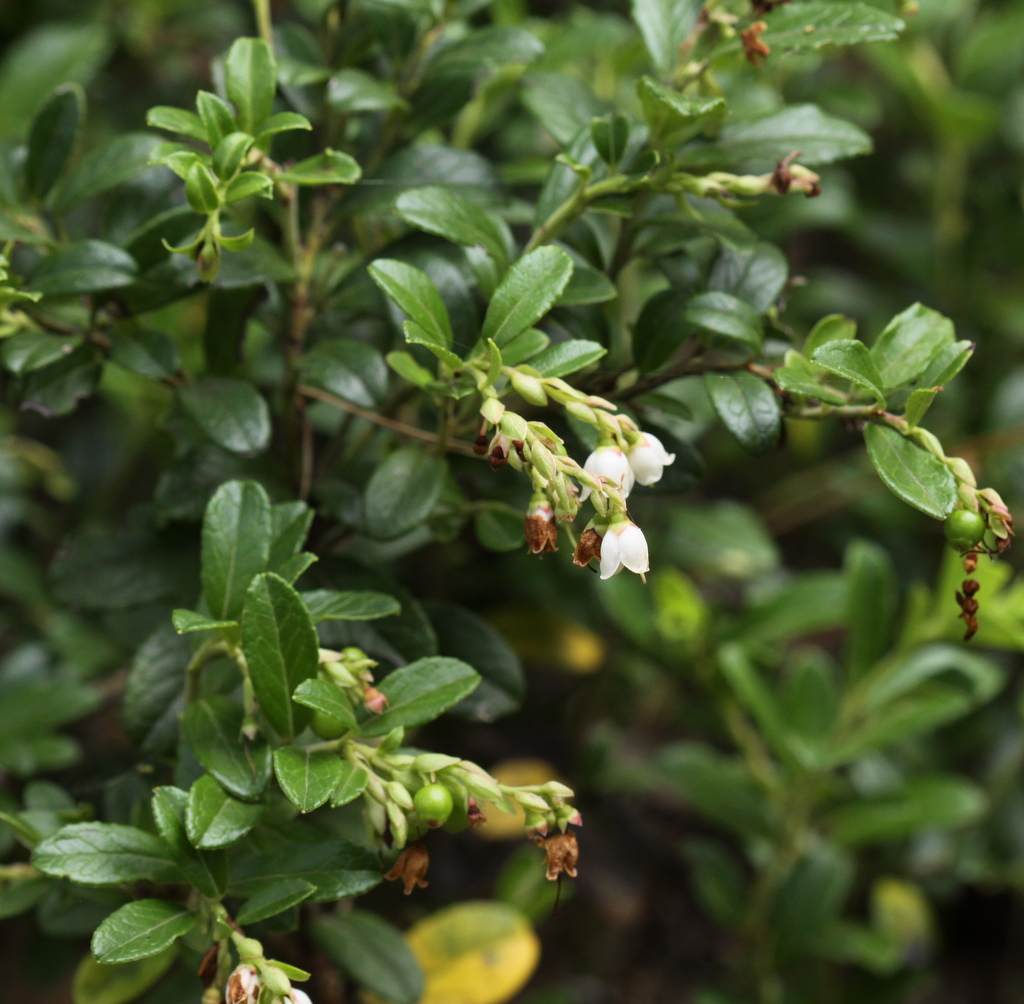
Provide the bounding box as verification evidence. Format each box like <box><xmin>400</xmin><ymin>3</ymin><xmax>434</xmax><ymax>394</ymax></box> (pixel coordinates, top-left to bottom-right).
<box><xmin>222</xmin><ymin>935</ymin><xmax>312</xmax><ymax>1004</ymax></box>
<box><xmin>671</xmin><ymin>156</ymin><xmax>822</xmax><ymax>202</ymax></box>
<box><xmin>470</xmin><ymin>363</ymin><xmax>677</xmax><ymax>580</ymax></box>
<box><xmin>319</xmin><ymin>646</ymin><xmax>387</xmax><ymax>714</ymax></box>
<box><xmin>0</xmin><ymin>245</ymin><xmax>41</xmax><ymax>335</ymax></box>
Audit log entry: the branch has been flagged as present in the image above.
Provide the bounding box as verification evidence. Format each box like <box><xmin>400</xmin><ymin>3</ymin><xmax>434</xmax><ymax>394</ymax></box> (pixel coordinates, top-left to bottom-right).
<box><xmin>299</xmin><ymin>385</ymin><xmax>480</xmax><ymax>456</ymax></box>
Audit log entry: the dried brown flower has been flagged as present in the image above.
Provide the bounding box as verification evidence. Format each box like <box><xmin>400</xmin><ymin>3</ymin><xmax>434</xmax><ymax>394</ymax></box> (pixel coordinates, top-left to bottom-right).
<box><xmin>573</xmin><ymin>528</ymin><xmax>602</xmax><ymax>568</ymax></box>
<box><xmin>385</xmin><ymin>842</ymin><xmax>430</xmax><ymax>895</ymax></box>
<box><xmin>525</xmin><ymin>503</ymin><xmax>558</xmax><ymax>554</ymax></box>
<box><xmin>534</xmin><ymin>830</ymin><xmax>579</xmax><ymax>881</ymax></box>
<box><xmin>741</xmin><ymin>21</ymin><xmax>770</xmax><ymax>66</ymax></box>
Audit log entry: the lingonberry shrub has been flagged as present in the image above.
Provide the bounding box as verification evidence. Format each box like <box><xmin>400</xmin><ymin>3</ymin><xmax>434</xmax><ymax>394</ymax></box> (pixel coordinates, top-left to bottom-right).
<box><xmin>0</xmin><ymin>0</ymin><xmax>1018</xmax><ymax>1001</ymax></box>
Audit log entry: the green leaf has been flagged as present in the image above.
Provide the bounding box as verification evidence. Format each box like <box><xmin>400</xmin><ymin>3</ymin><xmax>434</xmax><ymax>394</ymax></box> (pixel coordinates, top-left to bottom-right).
<box><xmin>171</xmin><ymin>609</ymin><xmax>238</xmax><ymax>636</ymax></box>
<box><xmin>685</xmin><ymin>291</ymin><xmax>763</xmax><ymax>354</ymax></box>
<box><xmin>918</xmin><ymin>339</ymin><xmax>973</xmax><ymax>389</ymax></box>
<box><xmin>705</xmin><ymin>372</ymin><xmax>780</xmax><ymax>455</ymax></box>
<box><xmin>363</xmin><ymin>448</ymin><xmax>447</xmax><ymax>541</ymax></box>
<box><xmin>709</xmin><ymin>242</ymin><xmax>789</xmax><ymax>315</ymax></box>
<box><xmin>91</xmin><ymin>900</ymin><xmax>195</xmax><ymax>965</ymax></box>
<box><xmin>368</xmin><ymin>259</ymin><xmax>454</xmax><ymax>351</ymax></box>
<box><xmin>224</xmin><ymin>37</ymin><xmax>276</xmax><ymax>135</ymax></box>
<box><xmin>360</xmin><ymin>656</ymin><xmax>480</xmax><ymax>737</ymax></box>
<box><xmin>292</xmin><ymin>679</ymin><xmax>359</xmax><ymax>730</ymax></box>
<box><xmin>679</xmin><ymin>104</ymin><xmax>872</xmax><ymax>173</ymax></box>
<box><xmin>332</xmin><ymin>762</ymin><xmax>369</xmax><ymax>807</ymax></box>
<box><xmin>481</xmin><ymin>247</ymin><xmax>574</xmax><ymax>348</ymax></box>
<box><xmin>269</xmin><ymin>501</ymin><xmax>314</xmax><ymax>571</ymax></box>
<box><xmin>811</xmin><ymin>340</ymin><xmax>886</xmax><ymax>401</ymax></box>
<box><xmin>224</xmin><ymin>171</ymin><xmax>272</xmax><ymax>203</ymax></box>
<box><xmin>123</xmin><ymin>626</ymin><xmax>189</xmax><ymax>749</ymax></box>
<box><xmin>636</xmin><ymin>77</ymin><xmax>726</xmax><ymax>148</ymax></box>
<box><xmin>278</xmin><ymin>150</ymin><xmax>361</xmax><ymax>185</ymax></box>
<box><xmin>185</xmin><ymin>775</ymin><xmax>263</xmax><ymax>849</ymax></box>
<box><xmin>396</xmin><ymin>186</ymin><xmax>509</xmax><ymax>270</ymax></box>
<box><xmin>50</xmin><ymin>132</ymin><xmax>160</xmax><ymax>211</ymax></box>
<box><xmin>427</xmin><ymin>603</ymin><xmax>525</xmax><ymax>722</ymax></box>
<box><xmin>196</xmin><ymin>90</ymin><xmax>236</xmax><ymax>149</ymax></box>
<box><xmin>522</xmin><ymin>73</ymin><xmax>609</xmax><ymax>148</ymax></box>
<box><xmin>182</xmin><ymin>698</ymin><xmax>272</xmax><ymax>801</ymax></box>
<box><xmin>72</xmin><ymin>945</ymin><xmax>179</xmax><ymax>1004</ymax></box>
<box><xmin>870</xmin><ymin>303</ymin><xmax>954</xmax><ymax>389</ymax></box>
<box><xmin>473</xmin><ymin>505</ymin><xmax>526</xmax><ymax>552</ymax></box>
<box><xmin>631</xmin><ymin>0</ymin><xmax>703</xmax><ymax>76</ymax></box>
<box><xmin>236</xmin><ymin>878</ymin><xmax>317</xmax><ymax>926</ymax></box>
<box><xmin>178</xmin><ymin>377</ymin><xmax>271</xmax><ymax>456</ymax></box>
<box><xmin>327</xmin><ymin>70</ymin><xmax>407</xmax><ymax>113</ymax></box>
<box><xmin>298</xmin><ymin>339</ymin><xmax>388</xmax><ymax>408</ymax></box>
<box><xmin>146</xmin><ymin>106</ymin><xmax>207</xmax><ymax>141</ymax></box>
<box><xmin>312</xmin><ymin>912</ymin><xmax>424</xmax><ymax>1004</ymax></box>
<box><xmin>721</xmin><ymin>1</ymin><xmax>904</xmax><ymax>58</ymax></box>
<box><xmin>33</xmin><ymin>823</ymin><xmax>179</xmax><ymax>885</ymax></box>
<box><xmin>864</xmin><ymin>424</ymin><xmax>956</xmax><ymax>519</ymax></box>
<box><xmin>773</xmin><ymin>361</ymin><xmax>849</xmax><ymax>406</ymax></box>
<box><xmin>25</xmin><ymin>84</ymin><xmax>84</xmax><ymax>200</ymax></box>
<box><xmin>0</xmin><ymin>23</ymin><xmax>110</xmax><ymax>139</ymax></box>
<box><xmin>555</xmin><ymin>259</ymin><xmax>618</xmax><ymax>307</ymax></box>
<box><xmin>804</xmin><ymin>314</ymin><xmax>857</xmax><ymax>356</ymax></box>
<box><xmin>201</xmin><ymin>480</ymin><xmax>272</xmax><ymax>622</ymax></box>
<box><xmin>300</xmin><ymin>590</ymin><xmax>401</xmax><ymax>622</ymax></box>
<box><xmin>242</xmin><ymin>572</ymin><xmax>320</xmax><ymax>740</ymax></box>
<box><xmin>633</xmin><ymin>289</ymin><xmax>691</xmax><ymax>372</ymax></box>
<box><xmin>151</xmin><ymin>786</ymin><xmax>227</xmax><ymax>899</ymax></box>
<box><xmin>828</xmin><ymin>775</ymin><xmax>987</xmax><ymax>845</ymax></box>
<box><xmin>402</xmin><ymin>319</ymin><xmax>462</xmax><ymax>369</ymax></box>
<box><xmin>274</xmin><ymin>747</ymin><xmax>344</xmax><ymax>813</ymax></box>
<box><xmin>29</xmin><ymin>241</ymin><xmax>137</xmax><ymax>297</ymax></box>
<box><xmin>254</xmin><ymin>111</ymin><xmax>313</xmax><ymax>142</ymax></box>
<box><xmin>844</xmin><ymin>540</ymin><xmax>897</xmax><ymax>680</ymax></box>
<box><xmin>1</xmin><ymin>331</ymin><xmax>83</xmax><ymax>375</ymax></box>
<box><xmin>904</xmin><ymin>387</ymin><xmax>938</xmax><ymax>427</ymax></box>
<box><xmin>110</xmin><ymin>328</ymin><xmax>180</xmax><ymax>379</ymax></box>
<box><xmin>230</xmin><ymin>840</ymin><xmax>381</xmax><ymax>901</ymax></box>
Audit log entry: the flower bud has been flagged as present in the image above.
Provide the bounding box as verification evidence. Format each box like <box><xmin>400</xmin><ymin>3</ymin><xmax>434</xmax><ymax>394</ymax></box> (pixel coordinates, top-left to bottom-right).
<box><xmin>387</xmin><ymin>781</ymin><xmax>414</xmax><ymax>810</ymax></box>
<box><xmin>946</xmin><ymin>456</ymin><xmax>976</xmax><ymax>487</ymax></box>
<box><xmin>236</xmin><ymin>937</ymin><xmax>263</xmax><ymax>961</ymax></box>
<box><xmin>500</xmin><ymin>412</ymin><xmax>529</xmax><ymax>441</ymax></box>
<box><xmin>480</xmin><ymin>396</ymin><xmax>505</xmax><ymax>424</ymax></box>
<box><xmin>387</xmin><ymin>800</ymin><xmax>409</xmax><ymax>846</ymax></box>
<box><xmin>511</xmin><ymin>370</ymin><xmax>548</xmax><ymax>406</ymax></box>
<box><xmin>524</xmin><ymin>810</ymin><xmax>548</xmax><ymax>835</ymax></box>
<box><xmin>455</xmin><ymin>768</ymin><xmax>504</xmax><ymax>801</ymax></box>
<box><xmin>196</xmin><ymin>238</ymin><xmax>221</xmax><ymax>283</ymax></box>
<box><xmin>515</xmin><ymin>791</ymin><xmax>550</xmax><ymax>811</ymax></box>
<box><xmin>528</xmin><ymin>441</ymin><xmax>557</xmax><ymax>481</ymax></box>
<box><xmin>377</xmin><ymin>726</ymin><xmax>404</xmax><ymax>753</ymax></box>
<box><xmin>363</xmin><ymin>685</ymin><xmax>388</xmax><ymax>714</ymax></box>
<box><xmin>365</xmin><ymin>797</ymin><xmax>387</xmax><ymax>835</ymax></box>
<box><xmin>565</xmin><ymin>401</ymin><xmax>599</xmax><ymax>425</ymax></box>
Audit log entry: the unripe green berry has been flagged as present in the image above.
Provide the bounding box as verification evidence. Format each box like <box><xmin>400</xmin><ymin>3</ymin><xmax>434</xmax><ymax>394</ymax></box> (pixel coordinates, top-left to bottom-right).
<box><xmin>944</xmin><ymin>509</ymin><xmax>985</xmax><ymax>551</ymax></box>
<box><xmin>414</xmin><ymin>783</ymin><xmax>454</xmax><ymax>825</ymax></box>
<box><xmin>236</xmin><ymin>937</ymin><xmax>263</xmax><ymax>960</ymax></box>
<box><xmin>262</xmin><ymin>967</ymin><xmax>291</xmax><ymax>996</ymax></box>
<box><xmin>311</xmin><ymin>709</ymin><xmax>349</xmax><ymax>740</ymax></box>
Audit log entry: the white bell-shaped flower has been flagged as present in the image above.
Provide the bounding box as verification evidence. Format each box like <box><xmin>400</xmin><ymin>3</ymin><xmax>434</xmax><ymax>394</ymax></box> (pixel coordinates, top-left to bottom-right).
<box><xmin>289</xmin><ymin>990</ymin><xmax>314</xmax><ymax>1004</ymax></box>
<box><xmin>599</xmin><ymin>517</ymin><xmax>649</xmax><ymax>579</ymax></box>
<box><xmin>627</xmin><ymin>431</ymin><xmax>676</xmax><ymax>486</ymax></box>
<box><xmin>580</xmin><ymin>442</ymin><xmax>635</xmax><ymax>501</ymax></box>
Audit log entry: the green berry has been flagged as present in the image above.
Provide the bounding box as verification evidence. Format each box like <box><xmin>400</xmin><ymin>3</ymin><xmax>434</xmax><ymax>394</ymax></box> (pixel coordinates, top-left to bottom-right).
<box><xmin>311</xmin><ymin>710</ymin><xmax>349</xmax><ymax>740</ymax></box>
<box><xmin>442</xmin><ymin>799</ymin><xmax>469</xmax><ymax>834</ymax></box>
<box><xmin>414</xmin><ymin>783</ymin><xmax>454</xmax><ymax>825</ymax></box>
<box><xmin>944</xmin><ymin>509</ymin><xmax>985</xmax><ymax>551</ymax></box>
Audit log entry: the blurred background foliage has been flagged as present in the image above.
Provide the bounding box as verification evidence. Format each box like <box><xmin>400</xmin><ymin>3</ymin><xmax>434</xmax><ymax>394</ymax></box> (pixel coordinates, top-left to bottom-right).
<box><xmin>4</xmin><ymin>0</ymin><xmax>1024</xmax><ymax>1002</ymax></box>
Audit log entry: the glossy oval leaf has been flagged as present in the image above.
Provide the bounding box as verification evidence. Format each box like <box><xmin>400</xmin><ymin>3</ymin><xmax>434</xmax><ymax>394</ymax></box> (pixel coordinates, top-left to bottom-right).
<box><xmin>363</xmin><ymin>448</ymin><xmax>447</xmax><ymax>541</ymax></box>
<box><xmin>33</xmin><ymin>823</ymin><xmax>179</xmax><ymax>886</ymax></box>
<box><xmin>91</xmin><ymin>900</ymin><xmax>195</xmax><ymax>965</ymax></box>
<box><xmin>178</xmin><ymin>377</ymin><xmax>271</xmax><ymax>456</ymax></box>
<box><xmin>182</xmin><ymin>697</ymin><xmax>272</xmax><ymax>801</ymax></box>
<box><xmin>185</xmin><ymin>774</ymin><xmax>263</xmax><ymax>849</ymax></box>
<box><xmin>705</xmin><ymin>371</ymin><xmax>781</xmax><ymax>456</ymax></box>
<box><xmin>481</xmin><ymin>247</ymin><xmax>574</xmax><ymax>348</ymax></box>
<box><xmin>864</xmin><ymin>423</ymin><xmax>956</xmax><ymax>519</ymax></box>
<box><xmin>274</xmin><ymin>747</ymin><xmax>344</xmax><ymax>813</ymax></box>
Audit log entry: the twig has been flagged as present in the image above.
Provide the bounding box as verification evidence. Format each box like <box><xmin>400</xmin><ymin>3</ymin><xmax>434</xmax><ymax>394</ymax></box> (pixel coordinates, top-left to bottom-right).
<box><xmin>299</xmin><ymin>385</ymin><xmax>479</xmax><ymax>456</ymax></box>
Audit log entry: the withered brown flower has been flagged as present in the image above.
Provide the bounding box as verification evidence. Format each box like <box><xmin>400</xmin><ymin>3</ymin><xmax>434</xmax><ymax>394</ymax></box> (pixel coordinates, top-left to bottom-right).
<box><xmin>384</xmin><ymin>842</ymin><xmax>430</xmax><ymax>895</ymax></box>
<box><xmin>535</xmin><ymin>831</ymin><xmax>579</xmax><ymax>881</ymax></box>
<box><xmin>525</xmin><ymin>512</ymin><xmax>558</xmax><ymax>554</ymax></box>
<box><xmin>741</xmin><ymin>21</ymin><xmax>770</xmax><ymax>66</ymax></box>
<box><xmin>573</xmin><ymin>528</ymin><xmax>602</xmax><ymax>568</ymax></box>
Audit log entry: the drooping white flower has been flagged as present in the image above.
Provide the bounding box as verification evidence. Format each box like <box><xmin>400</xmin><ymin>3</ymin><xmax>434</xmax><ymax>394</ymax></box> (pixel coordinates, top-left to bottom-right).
<box><xmin>627</xmin><ymin>431</ymin><xmax>676</xmax><ymax>486</ymax></box>
<box><xmin>599</xmin><ymin>517</ymin><xmax>649</xmax><ymax>579</ymax></box>
<box><xmin>289</xmin><ymin>989</ymin><xmax>314</xmax><ymax>1004</ymax></box>
<box><xmin>580</xmin><ymin>442</ymin><xmax>635</xmax><ymax>501</ymax></box>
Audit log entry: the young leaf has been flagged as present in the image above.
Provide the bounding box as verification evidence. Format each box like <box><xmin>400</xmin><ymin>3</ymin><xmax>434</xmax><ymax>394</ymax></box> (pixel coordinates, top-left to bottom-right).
<box><xmin>171</xmin><ymin>609</ymin><xmax>238</xmax><ymax>637</ymax></box>
<box><xmin>636</xmin><ymin>78</ymin><xmax>725</xmax><ymax>148</ymax></box>
<box><xmin>182</xmin><ymin>698</ymin><xmax>272</xmax><ymax>801</ymax></box>
<box><xmin>224</xmin><ymin>37</ymin><xmax>276</xmax><ymax>135</ymax></box>
<box><xmin>870</xmin><ymin>303</ymin><xmax>954</xmax><ymax>390</ymax></box>
<box><xmin>292</xmin><ymin>680</ymin><xmax>359</xmax><ymax>730</ymax></box>
<box><xmin>146</xmin><ymin>106</ymin><xmax>207</xmax><ymax>141</ymax></box>
<box><xmin>864</xmin><ymin>424</ymin><xmax>956</xmax><ymax>519</ymax></box>
<box><xmin>631</xmin><ymin>0</ymin><xmax>703</xmax><ymax>76</ymax></box>
<box><xmin>332</xmin><ymin>762</ymin><xmax>369</xmax><ymax>807</ymax></box>
<box><xmin>363</xmin><ymin>448</ymin><xmax>447</xmax><ymax>541</ymax></box>
<box><xmin>359</xmin><ymin>656</ymin><xmax>480</xmax><ymax>737</ymax></box>
<box><xmin>25</xmin><ymin>84</ymin><xmax>84</xmax><ymax>200</ymax></box>
<box><xmin>236</xmin><ymin>878</ymin><xmax>317</xmax><ymax>925</ymax></box>
<box><xmin>91</xmin><ymin>900</ymin><xmax>195</xmax><ymax>965</ymax></box>
<box><xmin>33</xmin><ymin>823</ymin><xmax>179</xmax><ymax>885</ymax></box>
<box><xmin>300</xmin><ymin>589</ymin><xmax>401</xmax><ymax>623</ymax></box>
<box><xmin>368</xmin><ymin>259</ymin><xmax>454</xmax><ymax>351</ymax></box>
<box><xmin>811</xmin><ymin>340</ymin><xmax>886</xmax><ymax>402</ymax></box>
<box><xmin>185</xmin><ymin>775</ymin><xmax>263</xmax><ymax>849</ymax></box>
<box><xmin>201</xmin><ymin>480</ymin><xmax>272</xmax><ymax>622</ymax></box>
<box><xmin>274</xmin><ymin>747</ymin><xmax>344</xmax><ymax>813</ymax></box>
<box><xmin>177</xmin><ymin>378</ymin><xmax>271</xmax><ymax>456</ymax></box>
<box><xmin>151</xmin><ymin>786</ymin><xmax>228</xmax><ymax>898</ymax></box>
<box><xmin>705</xmin><ymin>372</ymin><xmax>780</xmax><ymax>455</ymax></box>
<box><xmin>312</xmin><ymin>912</ymin><xmax>424</xmax><ymax>1004</ymax></box>
<box><xmin>278</xmin><ymin>150</ymin><xmax>361</xmax><ymax>185</ymax></box>
<box><xmin>395</xmin><ymin>186</ymin><xmax>509</xmax><ymax>269</ymax></box>
<box><xmin>242</xmin><ymin>573</ymin><xmax>320</xmax><ymax>740</ymax></box>
<box><xmin>481</xmin><ymin>247</ymin><xmax>574</xmax><ymax>348</ymax></box>
<box><xmin>804</xmin><ymin>314</ymin><xmax>856</xmax><ymax>356</ymax></box>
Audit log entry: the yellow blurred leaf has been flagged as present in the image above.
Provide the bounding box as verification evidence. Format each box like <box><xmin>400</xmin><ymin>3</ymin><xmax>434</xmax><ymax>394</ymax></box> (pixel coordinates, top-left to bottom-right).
<box><xmin>478</xmin><ymin>758</ymin><xmax>560</xmax><ymax>840</ymax></box>
<box><xmin>406</xmin><ymin>901</ymin><xmax>539</xmax><ymax>1004</ymax></box>
<box><xmin>489</xmin><ymin>607</ymin><xmax>604</xmax><ymax>674</ymax></box>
